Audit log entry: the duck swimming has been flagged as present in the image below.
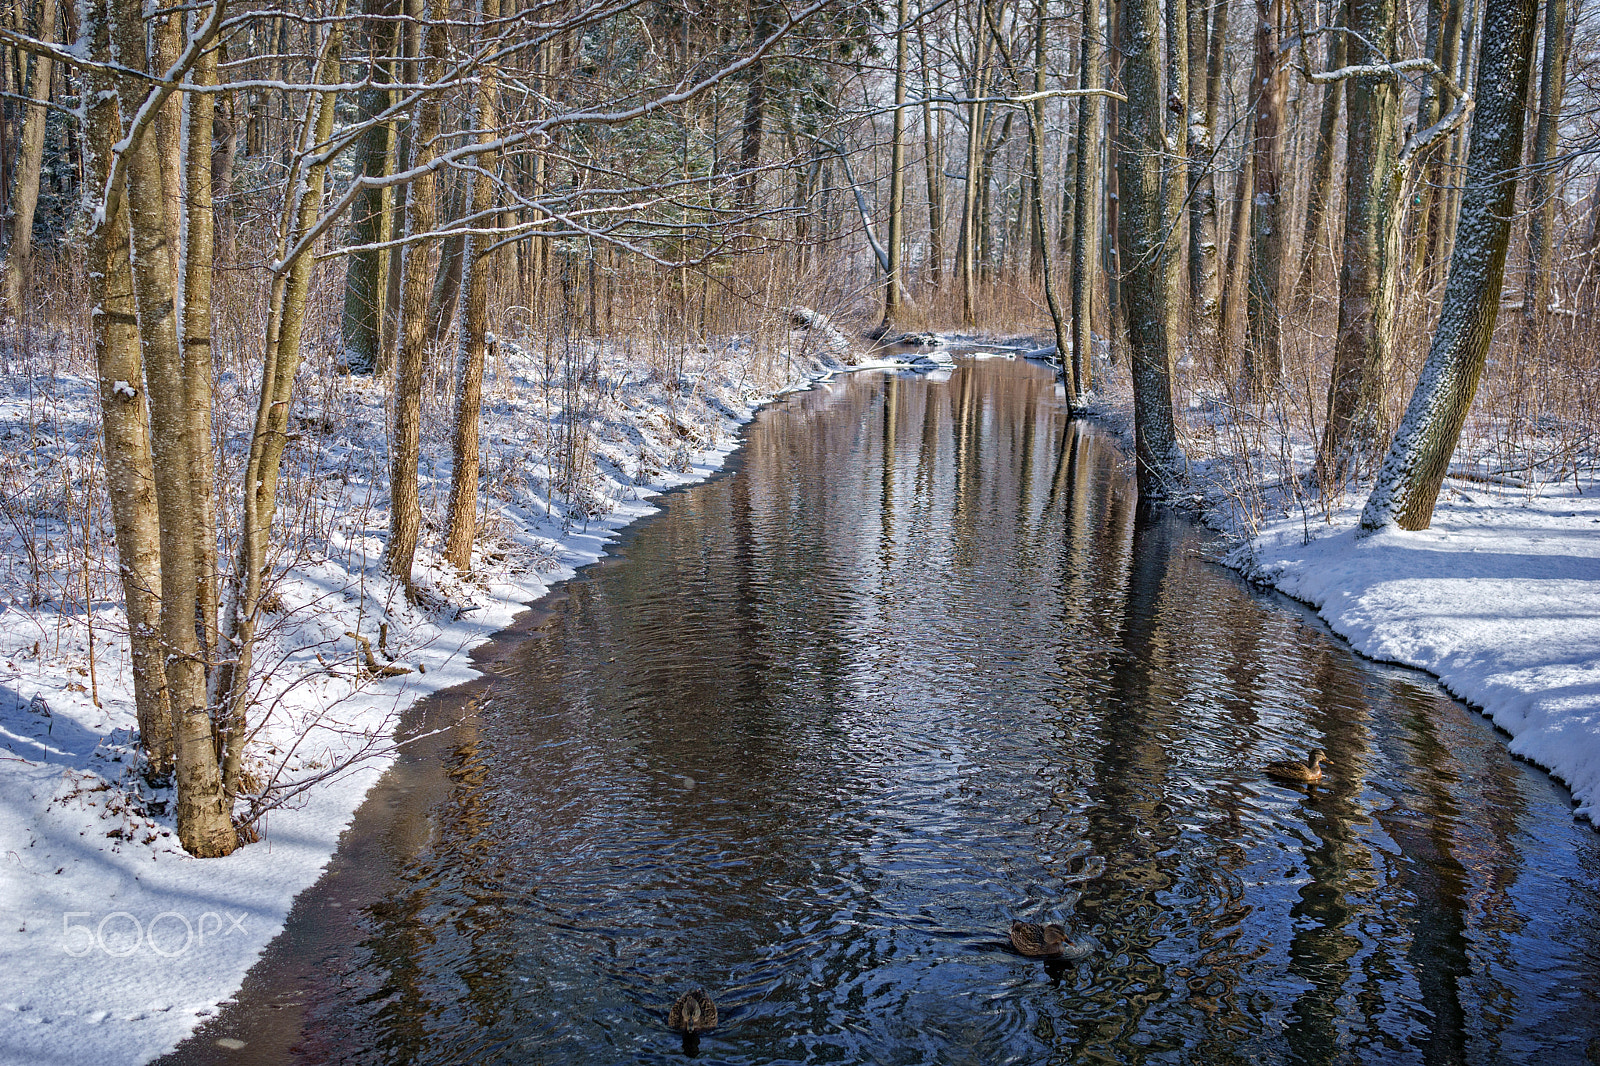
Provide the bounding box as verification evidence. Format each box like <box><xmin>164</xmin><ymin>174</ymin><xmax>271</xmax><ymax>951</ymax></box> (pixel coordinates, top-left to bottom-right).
<box><xmin>668</xmin><ymin>989</ymin><xmax>718</xmax><ymax>1033</ymax></box>
<box><xmin>1264</xmin><ymin>748</ymin><xmax>1326</xmax><ymax>785</ymax></box>
<box><xmin>1010</xmin><ymin>920</ymin><xmax>1069</xmax><ymax>958</ymax></box>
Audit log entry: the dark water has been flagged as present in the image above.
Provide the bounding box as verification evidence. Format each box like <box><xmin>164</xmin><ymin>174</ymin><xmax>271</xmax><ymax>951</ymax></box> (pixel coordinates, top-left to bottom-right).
<box><xmin>172</xmin><ymin>357</ymin><xmax>1600</xmax><ymax>1065</ymax></box>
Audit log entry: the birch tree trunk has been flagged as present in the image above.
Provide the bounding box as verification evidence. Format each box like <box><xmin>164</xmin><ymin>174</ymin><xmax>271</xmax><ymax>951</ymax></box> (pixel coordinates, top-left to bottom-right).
<box><xmin>1</xmin><ymin>0</ymin><xmax>55</xmax><ymax>318</ymax></box>
<box><xmin>1163</xmin><ymin>0</ymin><xmax>1189</xmax><ymax>345</ymax></box>
<box><xmin>183</xmin><ymin>27</ymin><xmax>221</xmax><ymax>687</ymax></box>
<box><xmin>444</xmin><ymin>0</ymin><xmax>501</xmax><ymax>571</ymax></box>
<box><xmin>82</xmin><ymin>0</ymin><xmax>173</xmax><ymax>775</ymax></box>
<box><xmin>1186</xmin><ymin>0</ymin><xmax>1226</xmax><ymax>331</ymax></box>
<box><xmin>112</xmin><ymin>0</ymin><xmax>235</xmax><ymax>858</ymax></box>
<box><xmin>1360</xmin><ymin>0</ymin><xmax>1540</xmax><ymax>531</ymax></box>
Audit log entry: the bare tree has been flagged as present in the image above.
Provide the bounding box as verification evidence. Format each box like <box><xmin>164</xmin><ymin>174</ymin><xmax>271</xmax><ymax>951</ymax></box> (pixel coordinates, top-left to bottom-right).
<box><xmin>1</xmin><ymin>0</ymin><xmax>55</xmax><ymax>318</ymax></box>
<box><xmin>1292</xmin><ymin>7</ymin><xmax>1345</xmax><ymax>306</ymax></box>
<box><xmin>340</xmin><ymin>0</ymin><xmax>401</xmax><ymax>375</ymax></box>
<box><xmin>882</xmin><ymin>0</ymin><xmax>911</xmax><ymax>328</ymax></box>
<box><xmin>1521</xmin><ymin>0</ymin><xmax>1569</xmax><ymax>323</ymax></box>
<box><xmin>383</xmin><ymin>11</ymin><xmax>445</xmax><ymax>589</ymax></box>
<box><xmin>1242</xmin><ymin>0</ymin><xmax>1287</xmax><ymax>397</ymax></box>
<box><xmin>1361</xmin><ymin>0</ymin><xmax>1540</xmax><ymax>531</ymax></box>
<box><xmin>444</xmin><ymin>0</ymin><xmax>503</xmax><ymax>570</ymax></box>
<box><xmin>1070</xmin><ymin>0</ymin><xmax>1104</xmax><ymax>399</ymax></box>
<box><xmin>1319</xmin><ymin>0</ymin><xmax>1402</xmax><ymax>482</ymax></box>
<box><xmin>1117</xmin><ymin>0</ymin><xmax>1187</xmax><ymax>492</ymax></box>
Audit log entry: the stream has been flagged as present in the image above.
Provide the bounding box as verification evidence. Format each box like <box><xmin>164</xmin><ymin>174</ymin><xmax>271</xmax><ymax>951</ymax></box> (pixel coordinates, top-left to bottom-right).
<box><xmin>165</xmin><ymin>355</ymin><xmax>1600</xmax><ymax>1065</ymax></box>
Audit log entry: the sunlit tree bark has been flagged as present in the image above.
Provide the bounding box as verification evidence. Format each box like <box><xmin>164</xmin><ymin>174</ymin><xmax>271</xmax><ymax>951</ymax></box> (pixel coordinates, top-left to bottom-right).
<box><xmin>183</xmin><ymin>25</ymin><xmax>221</xmax><ymax>688</ymax></box>
<box><xmin>959</xmin><ymin>0</ymin><xmax>993</xmax><ymax>326</ymax></box>
<box><xmin>1186</xmin><ymin>0</ymin><xmax>1226</xmax><ymax>330</ymax></box>
<box><xmin>445</xmin><ymin>0</ymin><xmax>502</xmax><ymax>570</ymax></box>
<box><xmin>1292</xmin><ymin>15</ymin><xmax>1344</xmax><ymax>305</ymax></box>
<box><xmin>384</xmin><ymin>12</ymin><xmax>444</xmax><ymax>587</ymax></box>
<box><xmin>882</xmin><ymin>0</ymin><xmax>910</xmax><ymax>327</ymax></box>
<box><xmin>1360</xmin><ymin>0</ymin><xmax>1540</xmax><ymax>532</ymax></box>
<box><xmin>81</xmin><ymin>0</ymin><xmax>173</xmax><ymax>776</ymax></box>
<box><xmin>112</xmin><ymin>0</ymin><xmax>235</xmax><ymax>858</ymax></box>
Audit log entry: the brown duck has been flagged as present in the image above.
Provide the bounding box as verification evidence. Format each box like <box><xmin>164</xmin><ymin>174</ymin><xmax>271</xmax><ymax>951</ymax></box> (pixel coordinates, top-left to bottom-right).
<box><xmin>1010</xmin><ymin>920</ymin><xmax>1069</xmax><ymax>958</ymax></box>
<box><xmin>668</xmin><ymin>989</ymin><xmax>718</xmax><ymax>1033</ymax></box>
<box><xmin>1264</xmin><ymin>748</ymin><xmax>1326</xmax><ymax>785</ymax></box>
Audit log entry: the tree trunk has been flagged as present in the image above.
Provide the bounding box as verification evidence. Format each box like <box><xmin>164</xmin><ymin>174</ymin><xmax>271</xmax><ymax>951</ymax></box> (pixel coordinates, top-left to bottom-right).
<box><xmin>214</xmin><ymin>15</ymin><xmax>344</xmax><ymax>805</ymax></box>
<box><xmin>1292</xmin><ymin>16</ymin><xmax>1345</xmax><ymax>305</ymax></box>
<box><xmin>959</xmin><ymin>0</ymin><xmax>992</xmax><ymax>326</ymax></box>
<box><xmin>736</xmin><ymin>0</ymin><xmax>773</xmax><ymax>210</ymax></box>
<box><xmin>882</xmin><ymin>0</ymin><xmax>910</xmax><ymax>327</ymax></box>
<box><xmin>384</xmin><ymin>15</ymin><xmax>445</xmax><ymax>586</ymax></box>
<box><xmin>1163</xmin><ymin>0</ymin><xmax>1189</xmax><ymax>345</ymax></box>
<box><xmin>340</xmin><ymin>0</ymin><xmax>400</xmax><ymax>375</ymax></box>
<box><xmin>919</xmin><ymin>23</ymin><xmax>945</xmax><ymax>288</ymax></box>
<box><xmin>183</xmin><ymin>27</ymin><xmax>220</xmax><ymax>697</ymax></box>
<box><xmin>444</xmin><ymin>0</ymin><xmax>501</xmax><ymax>571</ymax></box>
<box><xmin>1360</xmin><ymin>0</ymin><xmax>1540</xmax><ymax>531</ymax></box>
<box><xmin>1104</xmin><ymin>0</ymin><xmax>1124</xmax><ymax>358</ymax></box>
<box><xmin>112</xmin><ymin>0</ymin><xmax>235</xmax><ymax>858</ymax></box>
<box><xmin>1</xmin><ymin>0</ymin><xmax>56</xmax><ymax>318</ymax></box>
<box><xmin>1028</xmin><ymin>0</ymin><xmax>1076</xmax><ymax>403</ymax></box>
<box><xmin>1118</xmin><ymin>0</ymin><xmax>1187</xmax><ymax>493</ymax></box>
<box><xmin>82</xmin><ymin>0</ymin><xmax>173</xmax><ymax>776</ymax></box>
<box><xmin>427</xmin><ymin>173</ymin><xmax>467</xmax><ymax>347</ymax></box>
<box><xmin>1243</xmin><ymin>0</ymin><xmax>1287</xmax><ymax>397</ymax></box>
<box><xmin>151</xmin><ymin>7</ymin><xmax>185</xmax><ymax>268</ymax></box>
<box><xmin>1186</xmin><ymin>0</ymin><xmax>1226</xmax><ymax>330</ymax></box>
<box><xmin>1423</xmin><ymin>0</ymin><xmax>1471</xmax><ymax>287</ymax></box>
<box><xmin>1319</xmin><ymin>0</ymin><xmax>1402</xmax><ymax>481</ymax></box>
<box><xmin>1521</xmin><ymin>0</ymin><xmax>1568</xmax><ymax>323</ymax></box>
<box><xmin>1071</xmin><ymin>0</ymin><xmax>1103</xmax><ymax>399</ymax></box>
<box><xmin>1218</xmin><ymin>108</ymin><xmax>1253</xmax><ymax>348</ymax></box>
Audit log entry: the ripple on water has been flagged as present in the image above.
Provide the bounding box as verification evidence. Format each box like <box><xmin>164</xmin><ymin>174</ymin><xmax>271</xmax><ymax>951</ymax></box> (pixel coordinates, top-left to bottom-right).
<box><xmin>276</xmin><ymin>359</ymin><xmax>1600</xmax><ymax>1065</ymax></box>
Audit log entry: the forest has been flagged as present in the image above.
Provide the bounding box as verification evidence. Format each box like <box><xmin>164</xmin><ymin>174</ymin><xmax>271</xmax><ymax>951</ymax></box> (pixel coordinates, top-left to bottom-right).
<box><xmin>0</xmin><ymin>0</ymin><xmax>1594</xmax><ymax>855</ymax></box>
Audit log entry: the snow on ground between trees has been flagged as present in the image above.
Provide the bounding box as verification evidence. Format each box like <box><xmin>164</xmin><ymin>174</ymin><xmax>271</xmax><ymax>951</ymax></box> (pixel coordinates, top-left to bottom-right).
<box><xmin>1237</xmin><ymin>482</ymin><xmax>1600</xmax><ymax>826</ymax></box>
<box><xmin>0</xmin><ymin>322</ymin><xmax>851</xmax><ymax>1066</ymax></box>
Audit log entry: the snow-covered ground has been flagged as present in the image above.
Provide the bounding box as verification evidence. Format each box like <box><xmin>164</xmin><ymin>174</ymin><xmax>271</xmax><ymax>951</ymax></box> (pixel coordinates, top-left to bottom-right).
<box><xmin>1236</xmin><ymin>481</ymin><xmax>1600</xmax><ymax>825</ymax></box>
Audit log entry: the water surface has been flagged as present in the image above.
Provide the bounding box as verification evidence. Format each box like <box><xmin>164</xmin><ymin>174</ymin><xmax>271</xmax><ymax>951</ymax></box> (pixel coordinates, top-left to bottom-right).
<box><xmin>170</xmin><ymin>356</ymin><xmax>1600</xmax><ymax>1065</ymax></box>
